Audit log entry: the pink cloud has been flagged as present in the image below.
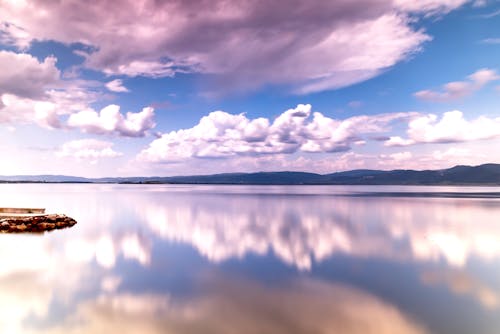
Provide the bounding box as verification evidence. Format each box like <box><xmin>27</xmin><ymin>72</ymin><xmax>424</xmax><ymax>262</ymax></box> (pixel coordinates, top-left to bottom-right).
<box><xmin>0</xmin><ymin>0</ymin><xmax>469</xmax><ymax>94</ymax></box>
<box><xmin>414</xmin><ymin>68</ymin><xmax>499</xmax><ymax>102</ymax></box>
<box><xmin>0</xmin><ymin>51</ymin><xmax>59</xmax><ymax>99</ymax></box>
<box><xmin>105</xmin><ymin>79</ymin><xmax>129</xmax><ymax>93</ymax></box>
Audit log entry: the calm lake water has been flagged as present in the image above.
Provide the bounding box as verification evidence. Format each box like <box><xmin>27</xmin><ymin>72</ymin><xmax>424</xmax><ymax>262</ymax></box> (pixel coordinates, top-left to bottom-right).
<box><xmin>1</xmin><ymin>184</ymin><xmax>500</xmax><ymax>334</ymax></box>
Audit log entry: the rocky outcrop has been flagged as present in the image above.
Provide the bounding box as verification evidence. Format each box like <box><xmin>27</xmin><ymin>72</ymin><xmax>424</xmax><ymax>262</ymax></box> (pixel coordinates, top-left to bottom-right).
<box><xmin>0</xmin><ymin>214</ymin><xmax>77</xmax><ymax>233</ymax></box>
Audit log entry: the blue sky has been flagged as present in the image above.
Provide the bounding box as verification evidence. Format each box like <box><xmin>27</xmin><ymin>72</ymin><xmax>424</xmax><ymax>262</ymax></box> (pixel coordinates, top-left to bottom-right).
<box><xmin>1</xmin><ymin>0</ymin><xmax>500</xmax><ymax>177</ymax></box>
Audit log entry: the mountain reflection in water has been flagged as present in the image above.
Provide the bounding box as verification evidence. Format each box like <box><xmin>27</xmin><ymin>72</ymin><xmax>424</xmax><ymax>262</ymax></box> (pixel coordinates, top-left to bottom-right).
<box><xmin>0</xmin><ymin>184</ymin><xmax>499</xmax><ymax>334</ymax></box>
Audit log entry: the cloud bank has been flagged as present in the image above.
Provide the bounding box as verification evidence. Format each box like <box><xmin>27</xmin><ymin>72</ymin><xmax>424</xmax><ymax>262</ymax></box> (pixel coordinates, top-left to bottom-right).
<box><xmin>0</xmin><ymin>0</ymin><xmax>473</xmax><ymax>93</ymax></box>
<box><xmin>385</xmin><ymin>110</ymin><xmax>500</xmax><ymax>146</ymax></box>
<box><xmin>138</xmin><ymin>104</ymin><xmax>414</xmax><ymax>163</ymax></box>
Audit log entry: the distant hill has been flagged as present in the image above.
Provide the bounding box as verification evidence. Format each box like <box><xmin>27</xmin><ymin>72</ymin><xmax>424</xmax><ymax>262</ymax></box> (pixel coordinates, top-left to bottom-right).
<box><xmin>0</xmin><ymin>175</ymin><xmax>90</xmax><ymax>183</ymax></box>
<box><xmin>1</xmin><ymin>164</ymin><xmax>500</xmax><ymax>185</ymax></box>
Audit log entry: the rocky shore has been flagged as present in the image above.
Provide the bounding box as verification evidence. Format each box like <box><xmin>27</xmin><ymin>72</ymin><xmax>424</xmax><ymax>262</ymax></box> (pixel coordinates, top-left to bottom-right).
<box><xmin>0</xmin><ymin>214</ymin><xmax>77</xmax><ymax>233</ymax></box>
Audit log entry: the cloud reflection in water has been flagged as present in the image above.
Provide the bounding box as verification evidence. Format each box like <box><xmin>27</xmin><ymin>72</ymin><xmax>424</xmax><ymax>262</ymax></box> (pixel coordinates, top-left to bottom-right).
<box><xmin>24</xmin><ymin>277</ymin><xmax>426</xmax><ymax>334</ymax></box>
<box><xmin>135</xmin><ymin>191</ymin><xmax>500</xmax><ymax>270</ymax></box>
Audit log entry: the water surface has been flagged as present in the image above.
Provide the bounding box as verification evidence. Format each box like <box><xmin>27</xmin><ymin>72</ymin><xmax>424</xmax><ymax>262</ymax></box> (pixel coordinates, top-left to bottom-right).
<box><xmin>1</xmin><ymin>184</ymin><xmax>500</xmax><ymax>333</ymax></box>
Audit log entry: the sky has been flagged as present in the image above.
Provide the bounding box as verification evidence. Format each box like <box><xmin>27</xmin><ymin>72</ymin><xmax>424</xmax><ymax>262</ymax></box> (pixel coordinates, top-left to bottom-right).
<box><xmin>0</xmin><ymin>0</ymin><xmax>500</xmax><ymax>177</ymax></box>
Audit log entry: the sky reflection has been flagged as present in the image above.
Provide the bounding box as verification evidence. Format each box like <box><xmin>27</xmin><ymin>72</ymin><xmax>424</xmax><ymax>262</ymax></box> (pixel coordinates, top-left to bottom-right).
<box><xmin>0</xmin><ymin>184</ymin><xmax>499</xmax><ymax>333</ymax></box>
<box><xmin>22</xmin><ymin>276</ymin><xmax>426</xmax><ymax>334</ymax></box>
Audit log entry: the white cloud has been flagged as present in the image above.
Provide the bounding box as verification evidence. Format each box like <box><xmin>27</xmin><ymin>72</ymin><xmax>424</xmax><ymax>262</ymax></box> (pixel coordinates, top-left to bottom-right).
<box><xmin>384</xmin><ymin>136</ymin><xmax>416</xmax><ymax>146</ymax></box>
<box><xmin>105</xmin><ymin>79</ymin><xmax>129</xmax><ymax>93</ymax></box>
<box><xmin>385</xmin><ymin>110</ymin><xmax>500</xmax><ymax>146</ymax></box>
<box><xmin>0</xmin><ymin>64</ymin><xmax>156</xmax><ymax>137</ymax></box>
<box><xmin>393</xmin><ymin>0</ymin><xmax>469</xmax><ymax>14</ymax></box>
<box><xmin>0</xmin><ymin>0</ymin><xmax>469</xmax><ymax>94</ymax></box>
<box><xmin>1</xmin><ymin>88</ymin><xmax>153</xmax><ymax>136</ymax></box>
<box><xmin>289</xmin><ymin>14</ymin><xmax>431</xmax><ymax>94</ymax></box>
<box><xmin>469</xmin><ymin>68</ymin><xmax>499</xmax><ymax>85</ymax></box>
<box><xmin>138</xmin><ymin>104</ymin><xmax>413</xmax><ymax>163</ymax></box>
<box><xmin>480</xmin><ymin>38</ymin><xmax>500</xmax><ymax>44</ymax></box>
<box><xmin>0</xmin><ymin>93</ymin><xmax>61</xmax><ymax>128</ymax></box>
<box><xmin>56</xmin><ymin>139</ymin><xmax>123</xmax><ymax>160</ymax></box>
<box><xmin>0</xmin><ymin>51</ymin><xmax>109</xmax><ymax>132</ymax></box>
<box><xmin>414</xmin><ymin>68</ymin><xmax>499</xmax><ymax>101</ymax></box>
<box><xmin>432</xmin><ymin>147</ymin><xmax>484</xmax><ymax>161</ymax></box>
<box><xmin>0</xmin><ymin>50</ymin><xmax>157</xmax><ymax>140</ymax></box>
<box><xmin>67</xmin><ymin>104</ymin><xmax>156</xmax><ymax>137</ymax></box>
<box><xmin>103</xmin><ymin>60</ymin><xmax>177</xmax><ymax>78</ymax></box>
<box><xmin>125</xmin><ymin>138</ymin><xmax>500</xmax><ymax>176</ymax></box>
<box><xmin>385</xmin><ymin>151</ymin><xmax>413</xmax><ymax>161</ymax></box>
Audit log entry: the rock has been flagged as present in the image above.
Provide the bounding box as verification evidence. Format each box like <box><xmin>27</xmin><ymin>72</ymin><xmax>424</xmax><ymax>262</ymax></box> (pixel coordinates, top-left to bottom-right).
<box><xmin>0</xmin><ymin>214</ymin><xmax>77</xmax><ymax>233</ymax></box>
<box><xmin>16</xmin><ymin>224</ymin><xmax>27</xmax><ymax>232</ymax></box>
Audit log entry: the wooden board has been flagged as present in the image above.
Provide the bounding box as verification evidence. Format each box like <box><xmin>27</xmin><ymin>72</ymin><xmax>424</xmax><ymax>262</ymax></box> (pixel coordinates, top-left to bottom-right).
<box><xmin>0</xmin><ymin>208</ymin><xmax>46</xmax><ymax>214</ymax></box>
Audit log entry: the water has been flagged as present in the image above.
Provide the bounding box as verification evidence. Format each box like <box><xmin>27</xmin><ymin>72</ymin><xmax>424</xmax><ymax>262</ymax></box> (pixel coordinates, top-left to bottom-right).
<box><xmin>1</xmin><ymin>184</ymin><xmax>500</xmax><ymax>334</ymax></box>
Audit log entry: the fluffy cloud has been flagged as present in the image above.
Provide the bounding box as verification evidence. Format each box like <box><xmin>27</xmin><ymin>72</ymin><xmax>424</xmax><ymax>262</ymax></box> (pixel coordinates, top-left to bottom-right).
<box><xmin>414</xmin><ymin>68</ymin><xmax>499</xmax><ymax>101</ymax></box>
<box><xmin>1</xmin><ymin>77</ymin><xmax>100</xmax><ymax>128</ymax></box>
<box><xmin>138</xmin><ymin>104</ymin><xmax>413</xmax><ymax>163</ymax></box>
<box><xmin>0</xmin><ymin>50</ymin><xmax>157</xmax><ymax>138</ymax></box>
<box><xmin>385</xmin><ymin>110</ymin><xmax>500</xmax><ymax>146</ymax></box>
<box><xmin>56</xmin><ymin>139</ymin><xmax>122</xmax><ymax>160</ymax></box>
<box><xmin>0</xmin><ymin>51</ymin><xmax>59</xmax><ymax>99</ymax></box>
<box><xmin>0</xmin><ymin>93</ymin><xmax>61</xmax><ymax>128</ymax></box>
<box><xmin>0</xmin><ymin>0</ymin><xmax>470</xmax><ymax>94</ymax></box>
<box><xmin>1</xmin><ymin>91</ymin><xmax>156</xmax><ymax>137</ymax></box>
<box><xmin>67</xmin><ymin>105</ymin><xmax>156</xmax><ymax>137</ymax></box>
<box><xmin>105</xmin><ymin>79</ymin><xmax>129</xmax><ymax>93</ymax></box>
<box><xmin>0</xmin><ymin>51</ymin><xmax>97</xmax><ymax>130</ymax></box>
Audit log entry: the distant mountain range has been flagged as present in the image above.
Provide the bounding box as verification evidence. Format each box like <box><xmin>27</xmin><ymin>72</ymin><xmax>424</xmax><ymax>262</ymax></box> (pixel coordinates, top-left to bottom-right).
<box><xmin>1</xmin><ymin>164</ymin><xmax>500</xmax><ymax>185</ymax></box>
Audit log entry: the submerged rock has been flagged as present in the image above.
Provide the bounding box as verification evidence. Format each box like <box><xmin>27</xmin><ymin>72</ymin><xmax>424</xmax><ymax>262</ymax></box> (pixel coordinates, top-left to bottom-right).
<box><xmin>0</xmin><ymin>214</ymin><xmax>77</xmax><ymax>233</ymax></box>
